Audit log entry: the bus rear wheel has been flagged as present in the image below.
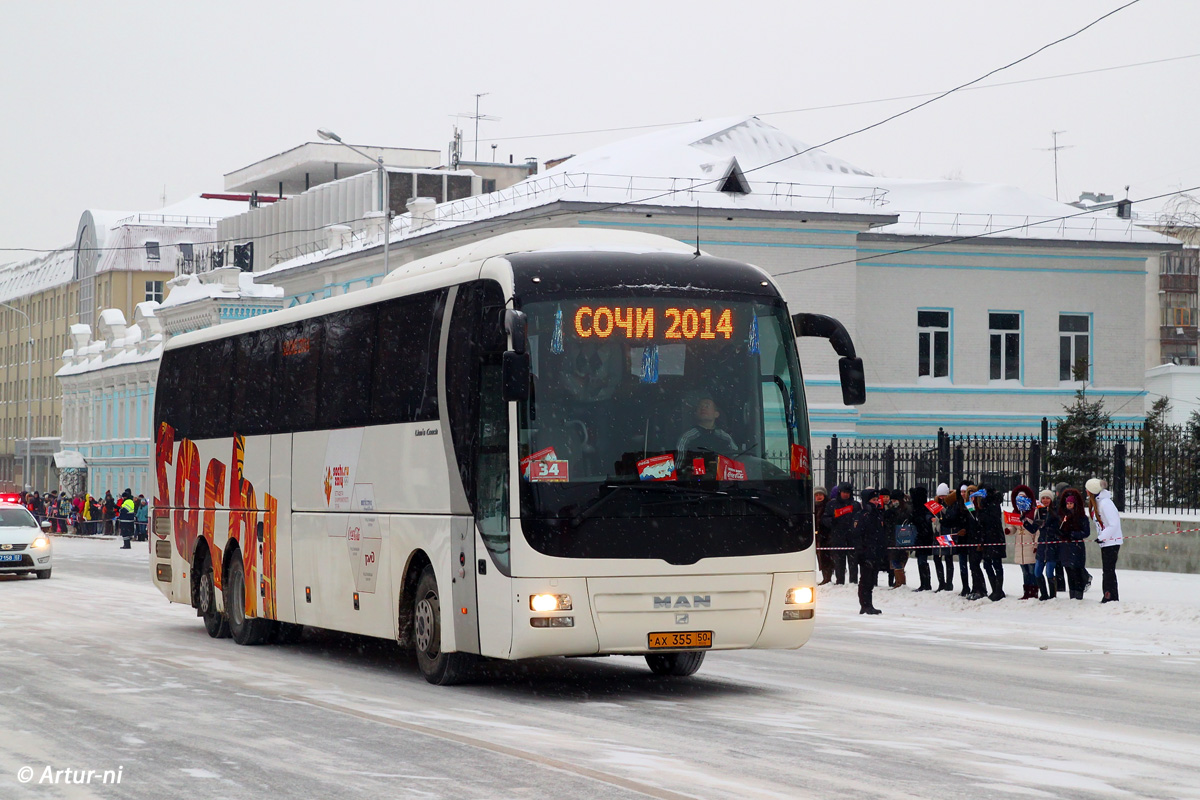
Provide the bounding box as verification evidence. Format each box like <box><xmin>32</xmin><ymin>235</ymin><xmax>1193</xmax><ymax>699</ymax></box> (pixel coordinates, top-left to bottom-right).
<box><xmin>223</xmin><ymin>552</ymin><xmax>273</xmax><ymax>646</ymax></box>
<box><xmin>198</xmin><ymin>553</ymin><xmax>230</xmax><ymax>639</ymax></box>
<box><xmin>413</xmin><ymin>566</ymin><xmax>474</xmax><ymax>685</ymax></box>
<box><xmin>645</xmin><ymin>651</ymin><xmax>706</xmax><ymax>677</ymax></box>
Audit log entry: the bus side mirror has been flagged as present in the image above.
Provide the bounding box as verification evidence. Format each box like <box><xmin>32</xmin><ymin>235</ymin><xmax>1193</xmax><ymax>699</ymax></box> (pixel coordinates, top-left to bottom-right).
<box><xmin>792</xmin><ymin>312</ymin><xmax>867</xmax><ymax>407</ymax></box>
<box><xmin>502</xmin><ymin>351</ymin><xmax>530</xmax><ymax>401</ymax></box>
<box><xmin>839</xmin><ymin>357</ymin><xmax>866</xmax><ymax>406</ymax></box>
<box><xmin>504</xmin><ymin>309</ymin><xmax>528</xmax><ymax>354</ymax></box>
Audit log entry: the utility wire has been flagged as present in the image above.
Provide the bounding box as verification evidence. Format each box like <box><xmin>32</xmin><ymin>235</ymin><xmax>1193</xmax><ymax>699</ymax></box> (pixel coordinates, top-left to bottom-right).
<box><xmin>771</xmin><ymin>184</ymin><xmax>1200</xmax><ymax>278</ymax></box>
<box><xmin>468</xmin><ymin>48</ymin><xmax>1196</xmax><ymax>145</ymax></box>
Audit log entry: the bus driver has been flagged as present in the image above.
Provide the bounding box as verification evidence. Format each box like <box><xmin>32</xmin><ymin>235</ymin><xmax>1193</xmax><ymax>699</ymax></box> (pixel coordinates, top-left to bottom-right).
<box><xmin>676</xmin><ymin>396</ymin><xmax>738</xmax><ymax>471</ymax></box>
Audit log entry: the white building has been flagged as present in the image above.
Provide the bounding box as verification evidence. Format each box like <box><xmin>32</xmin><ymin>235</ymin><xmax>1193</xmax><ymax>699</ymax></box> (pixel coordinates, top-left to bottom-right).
<box><xmin>250</xmin><ymin>117</ymin><xmax>1179</xmax><ymax>440</ymax></box>
<box><xmin>56</xmin><ymin>270</ymin><xmax>284</xmax><ymax>497</ymax></box>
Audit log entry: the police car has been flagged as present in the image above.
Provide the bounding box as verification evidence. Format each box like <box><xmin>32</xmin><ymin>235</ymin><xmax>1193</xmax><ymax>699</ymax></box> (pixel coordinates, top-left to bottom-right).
<box><xmin>0</xmin><ymin>502</ymin><xmax>52</xmax><ymax>579</ymax></box>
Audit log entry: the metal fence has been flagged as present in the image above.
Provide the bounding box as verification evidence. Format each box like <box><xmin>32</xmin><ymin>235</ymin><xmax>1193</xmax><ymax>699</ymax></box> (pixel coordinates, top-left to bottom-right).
<box><xmin>815</xmin><ymin>419</ymin><xmax>1200</xmax><ymax>514</ymax></box>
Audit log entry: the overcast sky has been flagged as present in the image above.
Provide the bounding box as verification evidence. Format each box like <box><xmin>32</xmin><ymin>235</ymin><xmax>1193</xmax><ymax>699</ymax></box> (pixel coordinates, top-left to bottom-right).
<box><xmin>2</xmin><ymin>0</ymin><xmax>1197</xmax><ymax>256</ymax></box>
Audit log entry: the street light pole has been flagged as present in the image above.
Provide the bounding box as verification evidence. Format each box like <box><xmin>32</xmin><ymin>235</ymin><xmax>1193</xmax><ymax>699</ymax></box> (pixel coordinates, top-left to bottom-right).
<box><xmin>0</xmin><ymin>301</ymin><xmax>33</xmax><ymax>490</ymax></box>
<box><xmin>316</xmin><ymin>128</ymin><xmax>390</xmax><ymax>277</ymax></box>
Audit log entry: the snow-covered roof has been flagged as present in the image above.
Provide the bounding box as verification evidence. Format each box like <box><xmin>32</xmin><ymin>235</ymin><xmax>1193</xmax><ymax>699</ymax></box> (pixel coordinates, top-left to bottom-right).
<box><xmin>160</xmin><ymin>270</ymin><xmax>284</xmax><ymax>309</ymax></box>
<box><xmin>260</xmin><ymin>117</ymin><xmax>1175</xmax><ymax>281</ymax></box>
<box><xmin>0</xmin><ymin>246</ymin><xmax>75</xmax><ymax>305</ymax></box>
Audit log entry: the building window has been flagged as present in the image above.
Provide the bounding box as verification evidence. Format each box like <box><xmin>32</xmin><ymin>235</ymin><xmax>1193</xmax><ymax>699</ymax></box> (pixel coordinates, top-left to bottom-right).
<box><xmin>145</xmin><ymin>281</ymin><xmax>164</xmax><ymax>303</ymax></box>
<box><xmin>989</xmin><ymin>312</ymin><xmax>1021</xmax><ymax>381</ymax></box>
<box><xmin>179</xmin><ymin>242</ymin><xmax>194</xmax><ymax>271</ymax></box>
<box><xmin>917</xmin><ymin>310</ymin><xmax>950</xmax><ymax>379</ymax></box>
<box><xmin>1059</xmin><ymin>314</ymin><xmax>1090</xmax><ymax>381</ymax></box>
<box><xmin>145</xmin><ymin>241</ymin><xmax>160</xmax><ymax>261</ymax></box>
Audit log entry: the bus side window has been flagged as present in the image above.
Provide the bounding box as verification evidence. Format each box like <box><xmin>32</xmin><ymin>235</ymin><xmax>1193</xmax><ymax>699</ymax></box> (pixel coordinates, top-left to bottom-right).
<box><xmin>319</xmin><ymin>306</ymin><xmax>376</xmax><ymax>428</ymax></box>
<box><xmin>372</xmin><ymin>290</ymin><xmax>446</xmax><ymax>425</ymax></box>
<box><xmin>273</xmin><ymin>319</ymin><xmax>322</xmax><ymax>432</ymax></box>
<box><xmin>231</xmin><ymin>329</ymin><xmax>277</xmax><ymax>436</ymax></box>
<box><xmin>193</xmin><ymin>338</ymin><xmax>233</xmax><ymax>440</ymax></box>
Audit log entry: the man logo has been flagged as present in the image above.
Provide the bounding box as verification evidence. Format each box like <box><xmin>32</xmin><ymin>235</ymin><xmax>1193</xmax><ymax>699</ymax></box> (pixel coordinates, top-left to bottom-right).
<box><xmin>0</xmin><ymin>543</ymin><xmax>11</xmax><ymax>550</ymax></box>
<box><xmin>653</xmin><ymin>595</ymin><xmax>711</xmax><ymax>609</ymax></box>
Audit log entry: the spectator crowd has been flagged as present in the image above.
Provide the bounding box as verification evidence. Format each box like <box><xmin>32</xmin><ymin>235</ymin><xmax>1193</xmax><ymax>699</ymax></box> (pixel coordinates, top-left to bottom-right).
<box><xmin>814</xmin><ymin>478</ymin><xmax>1124</xmax><ymax>615</ymax></box>
<box><xmin>12</xmin><ymin>488</ymin><xmax>149</xmax><ymax>549</ymax></box>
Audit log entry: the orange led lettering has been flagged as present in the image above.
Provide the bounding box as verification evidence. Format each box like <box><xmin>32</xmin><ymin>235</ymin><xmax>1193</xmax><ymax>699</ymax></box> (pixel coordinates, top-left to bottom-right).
<box><xmin>592</xmin><ymin>307</ymin><xmax>614</xmax><ymax>338</ymax></box>
<box><xmin>613</xmin><ymin>306</ymin><xmax>634</xmax><ymax>337</ymax></box>
<box><xmin>716</xmin><ymin>309</ymin><xmax>733</xmax><ymax>339</ymax></box>
<box><xmin>574</xmin><ymin>307</ymin><xmax>593</xmax><ymax>337</ymax></box>
<box><xmin>681</xmin><ymin>309</ymin><xmax>699</xmax><ymax>339</ymax></box>
<box><xmin>635</xmin><ymin>307</ymin><xmax>655</xmax><ymax>338</ymax></box>
<box><xmin>664</xmin><ymin>308</ymin><xmax>682</xmax><ymax>339</ymax></box>
<box><xmin>700</xmin><ymin>308</ymin><xmax>716</xmax><ymax>339</ymax></box>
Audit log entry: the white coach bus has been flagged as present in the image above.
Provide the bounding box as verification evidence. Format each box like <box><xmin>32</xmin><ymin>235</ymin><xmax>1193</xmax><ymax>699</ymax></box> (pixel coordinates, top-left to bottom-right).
<box><xmin>150</xmin><ymin>229</ymin><xmax>865</xmax><ymax>684</ymax></box>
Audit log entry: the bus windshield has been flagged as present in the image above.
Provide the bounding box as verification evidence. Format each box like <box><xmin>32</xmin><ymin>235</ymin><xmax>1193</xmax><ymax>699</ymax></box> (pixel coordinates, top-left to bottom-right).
<box><xmin>517</xmin><ymin>295</ymin><xmax>812</xmax><ymax>557</ymax></box>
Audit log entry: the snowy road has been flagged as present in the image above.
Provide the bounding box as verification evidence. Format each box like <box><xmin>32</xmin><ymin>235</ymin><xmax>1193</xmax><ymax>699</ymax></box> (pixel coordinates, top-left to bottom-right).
<box><xmin>3</xmin><ymin>538</ymin><xmax>1199</xmax><ymax>800</ymax></box>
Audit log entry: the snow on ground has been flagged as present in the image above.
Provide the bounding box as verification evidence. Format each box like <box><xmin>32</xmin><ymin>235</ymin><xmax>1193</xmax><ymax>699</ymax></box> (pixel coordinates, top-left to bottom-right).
<box><xmin>4</xmin><ymin>537</ymin><xmax>1200</xmax><ymax>800</ymax></box>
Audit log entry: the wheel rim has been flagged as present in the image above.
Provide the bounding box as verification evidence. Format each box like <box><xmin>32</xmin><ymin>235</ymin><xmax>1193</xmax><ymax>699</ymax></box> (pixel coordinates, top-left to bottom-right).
<box><xmin>199</xmin><ymin>572</ymin><xmax>213</xmax><ymax>613</ymax></box>
<box><xmin>415</xmin><ymin>596</ymin><xmax>437</xmax><ymax>656</ymax></box>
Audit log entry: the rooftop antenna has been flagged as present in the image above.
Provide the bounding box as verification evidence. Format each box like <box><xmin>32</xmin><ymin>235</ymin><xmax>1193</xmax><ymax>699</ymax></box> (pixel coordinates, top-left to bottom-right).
<box><xmin>454</xmin><ymin>93</ymin><xmax>500</xmax><ymax>161</ymax></box>
<box><xmin>694</xmin><ymin>203</ymin><xmax>701</xmax><ymax>257</ymax></box>
<box><xmin>161</xmin><ymin>184</ymin><xmax>167</xmax><ymax>208</ymax></box>
<box><xmin>1040</xmin><ymin>130</ymin><xmax>1074</xmax><ymax>202</ymax></box>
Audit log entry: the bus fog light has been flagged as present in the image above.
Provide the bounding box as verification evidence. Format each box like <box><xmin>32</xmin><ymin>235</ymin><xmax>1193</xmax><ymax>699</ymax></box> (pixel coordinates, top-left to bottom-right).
<box><xmin>531</xmin><ymin>616</ymin><xmax>574</xmax><ymax>628</ymax></box>
<box><xmin>783</xmin><ymin>609</ymin><xmax>814</xmax><ymax>620</ymax></box>
<box><xmin>530</xmin><ymin>593</ymin><xmax>572</xmax><ymax>612</ymax></box>
<box><xmin>786</xmin><ymin>586</ymin><xmax>814</xmax><ymax>605</ymax></box>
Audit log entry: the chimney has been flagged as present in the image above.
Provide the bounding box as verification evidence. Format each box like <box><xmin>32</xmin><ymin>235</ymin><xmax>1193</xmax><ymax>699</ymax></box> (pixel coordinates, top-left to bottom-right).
<box><xmin>362</xmin><ymin>210</ymin><xmax>387</xmax><ymax>242</ymax></box>
<box><xmin>407</xmin><ymin>197</ymin><xmax>437</xmax><ymax>231</ymax></box>
<box><xmin>325</xmin><ymin>224</ymin><xmax>352</xmax><ymax>251</ymax></box>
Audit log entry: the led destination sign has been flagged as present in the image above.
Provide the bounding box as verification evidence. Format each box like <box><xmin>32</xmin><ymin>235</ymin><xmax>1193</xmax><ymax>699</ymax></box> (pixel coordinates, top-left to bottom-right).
<box><xmin>573</xmin><ymin>306</ymin><xmax>734</xmax><ymax>341</ymax></box>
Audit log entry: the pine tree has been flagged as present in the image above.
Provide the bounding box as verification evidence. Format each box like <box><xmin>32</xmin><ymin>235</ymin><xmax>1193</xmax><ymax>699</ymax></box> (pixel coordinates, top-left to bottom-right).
<box><xmin>1182</xmin><ymin>408</ymin><xmax>1200</xmax><ymax>508</ymax></box>
<box><xmin>1049</xmin><ymin>358</ymin><xmax>1111</xmax><ymax>487</ymax></box>
<box><xmin>1140</xmin><ymin>397</ymin><xmax>1172</xmax><ymax>506</ymax></box>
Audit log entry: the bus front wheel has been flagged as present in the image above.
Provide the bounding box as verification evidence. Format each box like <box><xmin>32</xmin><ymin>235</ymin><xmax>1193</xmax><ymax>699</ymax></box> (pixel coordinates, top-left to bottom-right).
<box><xmin>645</xmin><ymin>651</ymin><xmax>706</xmax><ymax>677</ymax></box>
<box><xmin>224</xmin><ymin>551</ymin><xmax>273</xmax><ymax>646</ymax></box>
<box><xmin>413</xmin><ymin>566</ymin><xmax>474</xmax><ymax>685</ymax></box>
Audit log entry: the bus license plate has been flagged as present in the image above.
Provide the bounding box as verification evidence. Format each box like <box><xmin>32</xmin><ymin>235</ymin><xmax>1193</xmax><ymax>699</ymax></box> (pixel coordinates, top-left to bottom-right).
<box><xmin>0</xmin><ymin>554</ymin><xmax>22</xmax><ymax>562</ymax></box>
<box><xmin>648</xmin><ymin>631</ymin><xmax>712</xmax><ymax>650</ymax></box>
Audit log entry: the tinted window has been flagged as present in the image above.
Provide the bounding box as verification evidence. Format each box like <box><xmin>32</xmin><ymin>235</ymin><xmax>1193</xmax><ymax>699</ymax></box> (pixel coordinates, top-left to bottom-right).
<box><xmin>192</xmin><ymin>338</ymin><xmax>233</xmax><ymax>439</ymax></box>
<box><xmin>319</xmin><ymin>306</ymin><xmax>376</xmax><ymax>428</ymax></box>
<box><xmin>273</xmin><ymin>318</ymin><xmax>322</xmax><ymax>430</ymax></box>
<box><xmin>157</xmin><ymin>346</ymin><xmax>196</xmax><ymax>438</ymax></box>
<box><xmin>372</xmin><ymin>290</ymin><xmax>447</xmax><ymax>424</ymax></box>
<box><xmin>230</xmin><ymin>329</ymin><xmax>277</xmax><ymax>436</ymax></box>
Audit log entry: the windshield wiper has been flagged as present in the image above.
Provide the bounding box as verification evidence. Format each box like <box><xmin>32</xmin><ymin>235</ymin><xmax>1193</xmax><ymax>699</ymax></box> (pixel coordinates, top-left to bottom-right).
<box><xmin>569</xmin><ymin>483</ymin><xmax>721</xmax><ymax>528</ymax></box>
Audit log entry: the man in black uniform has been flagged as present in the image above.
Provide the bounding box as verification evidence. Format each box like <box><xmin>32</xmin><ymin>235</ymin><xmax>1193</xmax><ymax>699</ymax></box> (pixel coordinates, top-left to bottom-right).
<box><xmin>853</xmin><ymin>488</ymin><xmax>888</xmax><ymax>615</ymax></box>
<box><xmin>822</xmin><ymin>482</ymin><xmax>860</xmax><ymax>584</ymax></box>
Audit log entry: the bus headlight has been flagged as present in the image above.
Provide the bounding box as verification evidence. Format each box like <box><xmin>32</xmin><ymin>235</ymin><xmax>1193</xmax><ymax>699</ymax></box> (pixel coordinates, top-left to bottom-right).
<box><xmin>530</xmin><ymin>593</ymin><xmax>572</xmax><ymax>612</ymax></box>
<box><xmin>31</xmin><ymin>536</ymin><xmax>49</xmax><ymax>550</ymax></box>
<box><xmin>786</xmin><ymin>586</ymin><xmax>814</xmax><ymax>605</ymax></box>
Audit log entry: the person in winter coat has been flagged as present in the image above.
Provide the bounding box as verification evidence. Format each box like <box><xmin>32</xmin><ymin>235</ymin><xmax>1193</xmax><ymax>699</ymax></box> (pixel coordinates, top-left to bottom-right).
<box><xmin>1087</xmin><ymin>478</ymin><xmax>1122</xmax><ymax>603</ymax></box>
<box><xmin>1007</xmin><ymin>485</ymin><xmax>1039</xmax><ymax>600</ymax></box>
<box><xmin>118</xmin><ymin>490</ymin><xmax>136</xmax><ymax>549</ymax></box>
<box><xmin>885</xmin><ymin>488</ymin><xmax>911</xmax><ymax>589</ymax></box>
<box><xmin>947</xmin><ymin>483</ymin><xmax>987</xmax><ymax>599</ymax></box>
<box><xmin>822</xmin><ymin>482</ymin><xmax>860</xmax><ymax>585</ymax></box>
<box><xmin>814</xmin><ymin>487</ymin><xmax>833</xmax><ymax>585</ymax></box>
<box><xmin>104</xmin><ymin>491</ymin><xmax>117</xmax><ymax>536</ymax></box>
<box><xmin>851</xmin><ymin>488</ymin><xmax>888</xmax><ymax>614</ymax></box>
<box><xmin>135</xmin><ymin>494</ymin><xmax>149</xmax><ymax>542</ymax></box>
<box><xmin>930</xmin><ymin>483</ymin><xmax>955</xmax><ymax>592</ymax></box>
<box><xmin>1057</xmin><ymin>488</ymin><xmax>1091</xmax><ymax>599</ymax></box>
<box><xmin>1024</xmin><ymin>489</ymin><xmax>1061</xmax><ymax>600</ymax></box>
<box><xmin>940</xmin><ymin>484</ymin><xmax>974</xmax><ymax>595</ymax></box>
<box><xmin>909</xmin><ymin>486</ymin><xmax>937</xmax><ymax>592</ymax></box>
<box><xmin>972</xmin><ymin>484</ymin><xmax>1007</xmax><ymax>601</ymax></box>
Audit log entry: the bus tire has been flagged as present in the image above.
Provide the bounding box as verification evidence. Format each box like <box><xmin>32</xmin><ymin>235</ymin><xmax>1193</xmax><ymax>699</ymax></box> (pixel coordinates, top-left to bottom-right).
<box><xmin>198</xmin><ymin>552</ymin><xmax>230</xmax><ymax>639</ymax></box>
<box><xmin>645</xmin><ymin>651</ymin><xmax>706</xmax><ymax>677</ymax></box>
<box><xmin>224</xmin><ymin>550</ymin><xmax>273</xmax><ymax>646</ymax></box>
<box><xmin>413</xmin><ymin>566</ymin><xmax>474</xmax><ymax>685</ymax></box>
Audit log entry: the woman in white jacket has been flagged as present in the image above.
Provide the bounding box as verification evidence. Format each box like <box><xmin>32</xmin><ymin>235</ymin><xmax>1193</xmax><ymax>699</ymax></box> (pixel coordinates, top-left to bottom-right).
<box><xmin>1086</xmin><ymin>478</ymin><xmax>1122</xmax><ymax>603</ymax></box>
